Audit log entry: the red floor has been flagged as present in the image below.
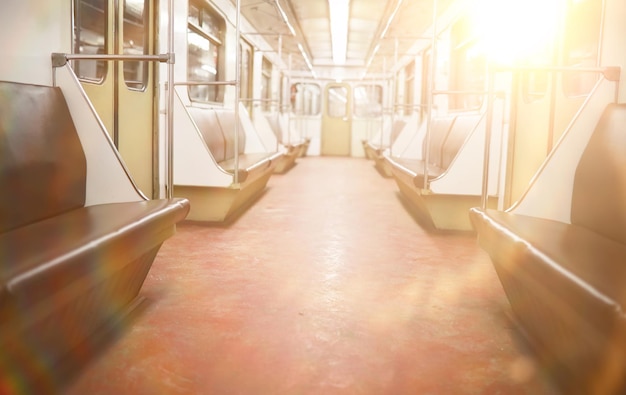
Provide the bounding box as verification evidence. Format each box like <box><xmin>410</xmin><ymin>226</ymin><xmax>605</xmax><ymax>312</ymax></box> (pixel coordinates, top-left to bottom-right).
<box><xmin>63</xmin><ymin>157</ymin><xmax>559</xmax><ymax>394</ymax></box>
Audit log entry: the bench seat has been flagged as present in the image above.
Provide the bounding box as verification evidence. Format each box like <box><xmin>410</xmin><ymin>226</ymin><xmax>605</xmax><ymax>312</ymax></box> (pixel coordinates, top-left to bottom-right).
<box><xmin>470</xmin><ymin>209</ymin><xmax>626</xmax><ymax>392</ymax></box>
<box><xmin>385</xmin><ymin>113</ymin><xmax>488</xmax><ymax>231</ymax></box>
<box><xmin>363</xmin><ymin>119</ymin><xmax>407</xmax><ymax>176</ymax></box>
<box><xmin>471</xmin><ymin>209</ymin><xmax>626</xmax><ymax>326</ymax></box>
<box><xmin>264</xmin><ymin>112</ymin><xmax>308</xmax><ymax>164</ymax></box>
<box><xmin>218</xmin><ymin>152</ymin><xmax>275</xmax><ymax>182</ymax></box>
<box><xmin>384</xmin><ymin>157</ymin><xmax>445</xmax><ymax>187</ymax></box>
<box><xmin>0</xmin><ymin>200</ymin><xmax>188</xmax><ymax>320</ymax></box>
<box><xmin>177</xmin><ymin>106</ymin><xmax>279</xmax><ymax>221</ymax></box>
<box><xmin>188</xmin><ymin>106</ymin><xmax>279</xmax><ymax>182</ymax></box>
<box><xmin>0</xmin><ymin>80</ymin><xmax>190</xmax><ymax>383</ymax></box>
<box><xmin>470</xmin><ymin>103</ymin><xmax>626</xmax><ymax>392</ymax></box>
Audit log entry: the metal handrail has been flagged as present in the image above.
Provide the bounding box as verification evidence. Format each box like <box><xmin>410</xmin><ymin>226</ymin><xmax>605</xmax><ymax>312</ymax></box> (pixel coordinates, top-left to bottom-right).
<box><xmin>480</xmin><ymin>65</ymin><xmax>621</xmax><ymax>210</ymax></box>
<box><xmin>432</xmin><ymin>90</ymin><xmax>506</xmax><ymax>96</ymax></box>
<box><xmin>51</xmin><ymin>50</ymin><xmax>176</xmax><ymax>198</ymax></box>
<box><xmin>51</xmin><ymin>53</ymin><xmax>171</xmax><ymax>67</ymax></box>
<box><xmin>494</xmin><ymin>65</ymin><xmax>620</xmax><ymax>80</ymax></box>
<box><xmin>239</xmin><ymin>98</ymin><xmax>280</xmax><ymax>102</ymax></box>
<box><xmin>174</xmin><ymin>81</ymin><xmax>237</xmax><ymax>86</ymax></box>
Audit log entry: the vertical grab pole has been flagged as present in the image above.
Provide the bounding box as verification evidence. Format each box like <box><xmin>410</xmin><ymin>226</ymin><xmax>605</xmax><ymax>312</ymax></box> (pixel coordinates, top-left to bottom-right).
<box><xmin>279</xmin><ymin>34</ymin><xmax>288</xmax><ymax>148</ymax></box>
<box><xmin>166</xmin><ymin>0</ymin><xmax>175</xmax><ymax>198</ymax></box>
<box><xmin>234</xmin><ymin>0</ymin><xmax>242</xmax><ymax>184</ymax></box>
<box><xmin>287</xmin><ymin>52</ymin><xmax>293</xmax><ymax>151</ymax></box>
<box><xmin>389</xmin><ymin>37</ymin><xmax>398</xmax><ymax>156</ymax></box>
<box><xmin>371</xmin><ymin>74</ymin><xmax>376</xmax><ymax>144</ymax></box>
<box><xmin>423</xmin><ymin>0</ymin><xmax>438</xmax><ymax>190</ymax></box>
<box><xmin>481</xmin><ymin>66</ymin><xmax>495</xmax><ymax>210</ymax></box>
<box><xmin>380</xmin><ymin>57</ymin><xmax>387</xmax><ymax>151</ymax></box>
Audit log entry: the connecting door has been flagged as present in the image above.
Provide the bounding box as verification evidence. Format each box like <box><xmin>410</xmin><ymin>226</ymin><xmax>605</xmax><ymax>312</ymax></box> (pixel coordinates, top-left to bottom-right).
<box><xmin>322</xmin><ymin>83</ymin><xmax>352</xmax><ymax>156</ymax></box>
<box><xmin>73</xmin><ymin>0</ymin><xmax>157</xmax><ymax>197</ymax></box>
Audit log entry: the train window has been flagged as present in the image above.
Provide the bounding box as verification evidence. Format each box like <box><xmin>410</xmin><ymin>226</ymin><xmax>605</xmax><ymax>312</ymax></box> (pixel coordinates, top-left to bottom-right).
<box><xmin>279</xmin><ymin>75</ymin><xmax>288</xmax><ymax>113</ymax></box>
<box><xmin>290</xmin><ymin>83</ymin><xmax>320</xmax><ymax>116</ymax></box>
<box><xmin>521</xmin><ymin>71</ymin><xmax>548</xmax><ymax>103</ymax></box>
<box><xmin>562</xmin><ymin>0</ymin><xmax>601</xmax><ymax>97</ymax></box>
<box><xmin>239</xmin><ymin>40</ymin><xmax>253</xmax><ymax>113</ymax></box>
<box><xmin>73</xmin><ymin>0</ymin><xmax>108</xmax><ymax>83</ymax></box>
<box><xmin>123</xmin><ymin>0</ymin><xmax>149</xmax><ymax>90</ymax></box>
<box><xmin>327</xmin><ymin>86</ymin><xmax>348</xmax><ymax>118</ymax></box>
<box><xmin>187</xmin><ymin>1</ymin><xmax>224</xmax><ymax>103</ymax></box>
<box><xmin>450</xmin><ymin>17</ymin><xmax>485</xmax><ymax>110</ymax></box>
<box><xmin>404</xmin><ymin>61</ymin><xmax>415</xmax><ymax>116</ymax></box>
<box><xmin>353</xmin><ymin>85</ymin><xmax>382</xmax><ymax>118</ymax></box>
<box><xmin>421</xmin><ymin>48</ymin><xmax>431</xmax><ymax>117</ymax></box>
<box><xmin>261</xmin><ymin>57</ymin><xmax>272</xmax><ymax>111</ymax></box>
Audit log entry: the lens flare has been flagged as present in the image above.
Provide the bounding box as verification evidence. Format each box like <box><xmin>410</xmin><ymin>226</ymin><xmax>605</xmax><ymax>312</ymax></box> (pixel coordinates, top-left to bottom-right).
<box><xmin>469</xmin><ymin>0</ymin><xmax>564</xmax><ymax>65</ymax></box>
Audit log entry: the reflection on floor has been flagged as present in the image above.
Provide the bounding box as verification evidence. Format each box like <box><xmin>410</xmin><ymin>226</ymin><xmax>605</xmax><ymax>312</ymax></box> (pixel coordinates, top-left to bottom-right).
<box><xmin>61</xmin><ymin>157</ymin><xmax>559</xmax><ymax>395</ymax></box>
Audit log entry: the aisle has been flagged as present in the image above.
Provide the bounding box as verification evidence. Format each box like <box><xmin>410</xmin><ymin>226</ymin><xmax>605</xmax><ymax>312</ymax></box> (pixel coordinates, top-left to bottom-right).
<box><xmin>64</xmin><ymin>157</ymin><xmax>558</xmax><ymax>394</ymax></box>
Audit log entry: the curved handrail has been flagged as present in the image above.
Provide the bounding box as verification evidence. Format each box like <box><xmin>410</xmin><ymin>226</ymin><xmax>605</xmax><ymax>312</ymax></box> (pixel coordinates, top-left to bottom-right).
<box><xmin>481</xmin><ymin>65</ymin><xmax>620</xmax><ymax>212</ymax></box>
<box><xmin>51</xmin><ymin>51</ymin><xmax>175</xmax><ymax>197</ymax></box>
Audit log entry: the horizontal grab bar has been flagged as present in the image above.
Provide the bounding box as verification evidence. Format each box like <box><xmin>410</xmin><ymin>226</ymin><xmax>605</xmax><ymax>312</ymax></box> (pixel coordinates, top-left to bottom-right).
<box><xmin>52</xmin><ymin>53</ymin><xmax>172</xmax><ymax>67</ymax></box>
<box><xmin>432</xmin><ymin>90</ymin><xmax>506</xmax><ymax>96</ymax></box>
<box><xmin>174</xmin><ymin>81</ymin><xmax>237</xmax><ymax>86</ymax></box>
<box><xmin>496</xmin><ymin>65</ymin><xmax>620</xmax><ymax>81</ymax></box>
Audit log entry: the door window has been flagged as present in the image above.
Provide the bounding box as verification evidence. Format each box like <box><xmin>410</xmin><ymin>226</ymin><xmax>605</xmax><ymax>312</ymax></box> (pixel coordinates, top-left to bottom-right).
<box><xmin>73</xmin><ymin>0</ymin><xmax>108</xmax><ymax>83</ymax></box>
<box><xmin>123</xmin><ymin>0</ymin><xmax>149</xmax><ymax>90</ymax></box>
<box><xmin>327</xmin><ymin>86</ymin><xmax>348</xmax><ymax>118</ymax></box>
<box><xmin>187</xmin><ymin>1</ymin><xmax>224</xmax><ymax>103</ymax></box>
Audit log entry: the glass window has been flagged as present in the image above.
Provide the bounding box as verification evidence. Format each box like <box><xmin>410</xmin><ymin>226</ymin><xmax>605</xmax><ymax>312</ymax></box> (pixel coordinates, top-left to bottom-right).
<box><xmin>353</xmin><ymin>84</ymin><xmax>382</xmax><ymax>117</ymax></box>
<box><xmin>562</xmin><ymin>0</ymin><xmax>601</xmax><ymax>97</ymax></box>
<box><xmin>421</xmin><ymin>48</ymin><xmax>431</xmax><ymax>117</ymax></box>
<box><xmin>290</xmin><ymin>83</ymin><xmax>320</xmax><ymax>116</ymax></box>
<box><xmin>123</xmin><ymin>0</ymin><xmax>149</xmax><ymax>90</ymax></box>
<box><xmin>394</xmin><ymin>71</ymin><xmax>403</xmax><ymax>115</ymax></box>
<box><xmin>239</xmin><ymin>40</ymin><xmax>253</xmax><ymax>113</ymax></box>
<box><xmin>188</xmin><ymin>4</ymin><xmax>200</xmax><ymax>26</ymax></box>
<box><xmin>327</xmin><ymin>86</ymin><xmax>348</xmax><ymax>118</ymax></box>
<box><xmin>522</xmin><ymin>71</ymin><xmax>549</xmax><ymax>103</ymax></box>
<box><xmin>73</xmin><ymin>0</ymin><xmax>108</xmax><ymax>83</ymax></box>
<box><xmin>261</xmin><ymin>57</ymin><xmax>273</xmax><ymax>111</ymax></box>
<box><xmin>279</xmin><ymin>75</ymin><xmax>287</xmax><ymax>113</ymax></box>
<box><xmin>187</xmin><ymin>1</ymin><xmax>223</xmax><ymax>103</ymax></box>
<box><xmin>404</xmin><ymin>62</ymin><xmax>415</xmax><ymax>115</ymax></box>
<box><xmin>450</xmin><ymin>17</ymin><xmax>486</xmax><ymax>110</ymax></box>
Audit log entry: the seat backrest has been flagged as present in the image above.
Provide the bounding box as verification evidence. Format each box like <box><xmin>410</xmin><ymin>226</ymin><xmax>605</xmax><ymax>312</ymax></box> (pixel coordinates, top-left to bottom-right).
<box><xmin>0</xmin><ymin>81</ymin><xmax>86</xmax><ymax>233</ymax></box>
<box><xmin>440</xmin><ymin>114</ymin><xmax>482</xmax><ymax>169</ymax></box>
<box><xmin>390</xmin><ymin>119</ymin><xmax>407</xmax><ymax>145</ymax></box>
<box><xmin>571</xmin><ymin>103</ymin><xmax>626</xmax><ymax>244</ymax></box>
<box><xmin>188</xmin><ymin>106</ymin><xmax>226</xmax><ymax>163</ymax></box>
<box><xmin>264</xmin><ymin>113</ymin><xmax>283</xmax><ymax>143</ymax></box>
<box><xmin>422</xmin><ymin>116</ymin><xmax>456</xmax><ymax>168</ymax></box>
<box><xmin>214</xmin><ymin>108</ymin><xmax>246</xmax><ymax>160</ymax></box>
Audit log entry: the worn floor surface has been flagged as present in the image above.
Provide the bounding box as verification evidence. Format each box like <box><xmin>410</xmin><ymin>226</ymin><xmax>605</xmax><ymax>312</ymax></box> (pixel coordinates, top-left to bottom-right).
<box><xmin>62</xmin><ymin>156</ymin><xmax>560</xmax><ymax>394</ymax></box>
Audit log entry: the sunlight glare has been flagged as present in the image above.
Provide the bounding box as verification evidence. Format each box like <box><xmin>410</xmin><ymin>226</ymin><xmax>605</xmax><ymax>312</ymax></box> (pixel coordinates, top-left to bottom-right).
<box><xmin>469</xmin><ymin>0</ymin><xmax>564</xmax><ymax>65</ymax></box>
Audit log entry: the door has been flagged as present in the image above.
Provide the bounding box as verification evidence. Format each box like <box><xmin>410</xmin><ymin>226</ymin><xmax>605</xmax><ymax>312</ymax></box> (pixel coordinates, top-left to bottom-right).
<box><xmin>73</xmin><ymin>0</ymin><xmax>157</xmax><ymax>198</ymax></box>
<box><xmin>322</xmin><ymin>83</ymin><xmax>352</xmax><ymax>156</ymax></box>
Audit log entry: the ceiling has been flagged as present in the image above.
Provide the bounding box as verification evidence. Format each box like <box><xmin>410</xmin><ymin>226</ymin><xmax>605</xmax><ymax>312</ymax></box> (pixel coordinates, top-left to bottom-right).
<box><xmin>233</xmin><ymin>0</ymin><xmax>454</xmax><ymax>80</ymax></box>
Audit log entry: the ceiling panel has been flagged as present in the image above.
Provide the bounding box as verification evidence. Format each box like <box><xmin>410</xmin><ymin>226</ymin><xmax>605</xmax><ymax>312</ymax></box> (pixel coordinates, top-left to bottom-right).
<box><xmin>234</xmin><ymin>0</ymin><xmax>454</xmax><ymax>79</ymax></box>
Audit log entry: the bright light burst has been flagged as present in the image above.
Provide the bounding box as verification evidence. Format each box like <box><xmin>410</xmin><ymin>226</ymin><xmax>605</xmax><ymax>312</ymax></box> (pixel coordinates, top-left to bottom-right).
<box><xmin>469</xmin><ymin>0</ymin><xmax>564</xmax><ymax>65</ymax></box>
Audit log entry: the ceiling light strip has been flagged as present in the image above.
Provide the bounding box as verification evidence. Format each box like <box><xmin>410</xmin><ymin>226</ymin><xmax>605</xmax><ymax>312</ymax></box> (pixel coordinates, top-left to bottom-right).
<box><xmin>298</xmin><ymin>43</ymin><xmax>317</xmax><ymax>78</ymax></box>
<box><xmin>329</xmin><ymin>0</ymin><xmax>350</xmax><ymax>64</ymax></box>
<box><xmin>275</xmin><ymin>0</ymin><xmax>296</xmax><ymax>36</ymax></box>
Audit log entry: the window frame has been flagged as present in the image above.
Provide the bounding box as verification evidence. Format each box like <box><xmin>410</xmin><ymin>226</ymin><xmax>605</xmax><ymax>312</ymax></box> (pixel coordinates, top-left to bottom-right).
<box><xmin>290</xmin><ymin>82</ymin><xmax>321</xmax><ymax>116</ymax></box>
<box><xmin>449</xmin><ymin>16</ymin><xmax>486</xmax><ymax>111</ymax></box>
<box><xmin>122</xmin><ymin>0</ymin><xmax>150</xmax><ymax>91</ymax></box>
<box><xmin>186</xmin><ymin>0</ymin><xmax>225</xmax><ymax>104</ymax></box>
<box><xmin>73</xmin><ymin>0</ymin><xmax>109</xmax><ymax>84</ymax></box>
<box><xmin>561</xmin><ymin>0</ymin><xmax>602</xmax><ymax>98</ymax></box>
<box><xmin>353</xmin><ymin>84</ymin><xmax>383</xmax><ymax>118</ymax></box>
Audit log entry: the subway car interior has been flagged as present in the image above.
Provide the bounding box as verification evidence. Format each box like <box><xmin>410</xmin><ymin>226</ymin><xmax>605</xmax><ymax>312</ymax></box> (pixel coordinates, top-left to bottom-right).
<box><xmin>0</xmin><ymin>0</ymin><xmax>625</xmax><ymax>393</ymax></box>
